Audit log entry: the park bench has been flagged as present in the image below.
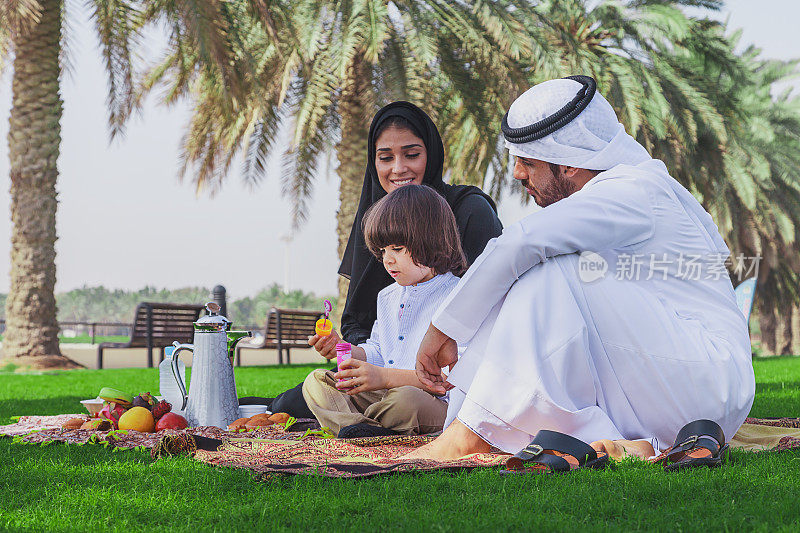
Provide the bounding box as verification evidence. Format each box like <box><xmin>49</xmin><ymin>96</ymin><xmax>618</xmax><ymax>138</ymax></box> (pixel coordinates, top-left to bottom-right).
<box><xmin>96</xmin><ymin>302</ymin><xmax>204</xmax><ymax>369</ymax></box>
<box><xmin>235</xmin><ymin>307</ymin><xmax>323</xmax><ymax>366</ymax></box>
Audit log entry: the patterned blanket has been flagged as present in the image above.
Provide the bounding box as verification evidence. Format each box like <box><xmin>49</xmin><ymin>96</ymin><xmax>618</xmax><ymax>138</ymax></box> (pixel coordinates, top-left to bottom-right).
<box><xmin>734</xmin><ymin>417</ymin><xmax>800</xmax><ymax>453</ymax></box>
<box><xmin>0</xmin><ymin>414</ymin><xmax>317</xmax><ymax>448</ymax></box>
<box><xmin>1</xmin><ymin>415</ymin><xmax>798</xmax><ymax>479</ymax></box>
<box><xmin>195</xmin><ymin>435</ymin><xmax>510</xmax><ymax>478</ymax></box>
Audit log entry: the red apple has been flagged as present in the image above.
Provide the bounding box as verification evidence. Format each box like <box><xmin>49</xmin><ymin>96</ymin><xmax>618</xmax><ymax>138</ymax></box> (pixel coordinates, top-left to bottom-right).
<box><xmin>155</xmin><ymin>413</ymin><xmax>188</xmax><ymax>431</ymax></box>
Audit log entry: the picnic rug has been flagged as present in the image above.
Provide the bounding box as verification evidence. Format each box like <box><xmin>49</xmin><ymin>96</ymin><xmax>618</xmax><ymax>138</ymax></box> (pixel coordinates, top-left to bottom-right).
<box><xmin>1</xmin><ymin>415</ymin><xmax>799</xmax><ymax>479</ymax></box>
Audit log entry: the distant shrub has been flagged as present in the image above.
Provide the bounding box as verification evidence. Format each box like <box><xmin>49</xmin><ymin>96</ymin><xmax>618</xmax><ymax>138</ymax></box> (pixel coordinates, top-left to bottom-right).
<box><xmin>0</xmin><ymin>284</ymin><xmax>336</xmax><ymax>327</ymax></box>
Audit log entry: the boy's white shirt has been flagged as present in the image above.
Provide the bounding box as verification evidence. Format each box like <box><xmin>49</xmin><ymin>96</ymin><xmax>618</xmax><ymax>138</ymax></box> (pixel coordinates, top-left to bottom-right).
<box><xmin>358</xmin><ymin>272</ymin><xmax>460</xmax><ymax>374</ymax></box>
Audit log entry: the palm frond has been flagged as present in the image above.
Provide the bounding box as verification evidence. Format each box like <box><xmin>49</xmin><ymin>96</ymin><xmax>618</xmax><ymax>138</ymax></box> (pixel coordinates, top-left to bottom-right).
<box><xmin>90</xmin><ymin>0</ymin><xmax>144</xmax><ymax>137</ymax></box>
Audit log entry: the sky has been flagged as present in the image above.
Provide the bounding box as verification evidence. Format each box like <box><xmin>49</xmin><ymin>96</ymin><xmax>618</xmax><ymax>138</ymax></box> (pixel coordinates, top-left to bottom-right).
<box><xmin>0</xmin><ymin>0</ymin><xmax>798</xmax><ymax>302</ymax></box>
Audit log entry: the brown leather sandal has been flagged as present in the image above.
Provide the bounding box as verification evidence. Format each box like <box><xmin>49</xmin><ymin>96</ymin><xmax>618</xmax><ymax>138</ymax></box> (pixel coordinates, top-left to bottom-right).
<box><xmin>502</xmin><ymin>430</ymin><xmax>609</xmax><ymax>473</ymax></box>
<box><xmin>655</xmin><ymin>419</ymin><xmax>729</xmax><ymax>472</ymax></box>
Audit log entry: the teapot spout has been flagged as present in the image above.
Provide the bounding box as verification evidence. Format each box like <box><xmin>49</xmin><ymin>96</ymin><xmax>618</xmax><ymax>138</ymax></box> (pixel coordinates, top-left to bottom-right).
<box><xmin>226</xmin><ymin>330</ymin><xmax>253</xmax><ymax>360</ymax></box>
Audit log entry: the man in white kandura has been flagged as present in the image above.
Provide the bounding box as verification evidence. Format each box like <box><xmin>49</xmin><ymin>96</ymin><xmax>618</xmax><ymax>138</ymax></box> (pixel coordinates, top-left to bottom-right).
<box><xmin>405</xmin><ymin>76</ymin><xmax>756</xmax><ymax>461</ymax></box>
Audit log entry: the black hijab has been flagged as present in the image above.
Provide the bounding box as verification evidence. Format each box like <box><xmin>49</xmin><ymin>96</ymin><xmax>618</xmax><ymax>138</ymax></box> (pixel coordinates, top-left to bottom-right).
<box><xmin>338</xmin><ymin>101</ymin><xmax>497</xmax><ymax>343</ymax></box>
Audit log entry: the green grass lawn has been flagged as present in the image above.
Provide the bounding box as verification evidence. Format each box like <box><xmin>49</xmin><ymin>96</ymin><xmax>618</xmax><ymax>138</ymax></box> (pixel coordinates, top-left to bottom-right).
<box><xmin>1</xmin><ymin>359</ymin><xmax>799</xmax><ymax>532</ymax></box>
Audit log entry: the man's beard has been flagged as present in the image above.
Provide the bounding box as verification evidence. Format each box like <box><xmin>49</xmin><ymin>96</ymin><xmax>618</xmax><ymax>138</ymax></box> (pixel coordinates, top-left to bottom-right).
<box><xmin>526</xmin><ymin>167</ymin><xmax>578</xmax><ymax>207</ymax></box>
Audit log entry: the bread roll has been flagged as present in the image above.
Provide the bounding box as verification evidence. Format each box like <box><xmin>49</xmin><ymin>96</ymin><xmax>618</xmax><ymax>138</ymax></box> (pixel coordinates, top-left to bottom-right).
<box><xmin>79</xmin><ymin>419</ymin><xmax>111</xmax><ymax>431</ymax></box>
<box><xmin>227</xmin><ymin>417</ymin><xmax>250</xmax><ymax>431</ymax></box>
<box><xmin>245</xmin><ymin>413</ymin><xmax>274</xmax><ymax>428</ymax></box>
<box><xmin>62</xmin><ymin>418</ymin><xmax>86</xmax><ymax>430</ymax></box>
<box><xmin>268</xmin><ymin>412</ymin><xmax>291</xmax><ymax>424</ymax></box>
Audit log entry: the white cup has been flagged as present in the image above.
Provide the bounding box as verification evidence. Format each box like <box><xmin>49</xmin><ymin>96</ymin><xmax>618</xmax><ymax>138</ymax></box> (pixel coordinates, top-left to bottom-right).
<box><xmin>238</xmin><ymin>404</ymin><xmax>270</xmax><ymax>419</ymax></box>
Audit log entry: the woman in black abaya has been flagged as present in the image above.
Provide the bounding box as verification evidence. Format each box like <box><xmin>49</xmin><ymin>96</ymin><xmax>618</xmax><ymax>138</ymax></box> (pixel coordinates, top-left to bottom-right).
<box><xmin>241</xmin><ymin>102</ymin><xmax>503</xmax><ymax>418</ymax></box>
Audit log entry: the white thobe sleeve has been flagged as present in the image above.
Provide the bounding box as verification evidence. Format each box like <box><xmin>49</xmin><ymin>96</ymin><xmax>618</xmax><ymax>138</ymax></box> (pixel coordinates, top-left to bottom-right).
<box><xmin>433</xmin><ymin>177</ymin><xmax>655</xmax><ymax>344</ymax></box>
<box><xmin>358</xmin><ymin>312</ymin><xmax>384</xmax><ymax>366</ymax></box>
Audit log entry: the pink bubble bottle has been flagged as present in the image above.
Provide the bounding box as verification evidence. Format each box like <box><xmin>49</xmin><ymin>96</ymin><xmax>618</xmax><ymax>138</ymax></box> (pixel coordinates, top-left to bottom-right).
<box><xmin>335</xmin><ymin>342</ymin><xmax>352</xmax><ymax>381</ymax></box>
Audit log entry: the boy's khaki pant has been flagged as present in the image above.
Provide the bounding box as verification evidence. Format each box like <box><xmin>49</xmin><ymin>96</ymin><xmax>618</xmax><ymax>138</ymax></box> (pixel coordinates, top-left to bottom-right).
<box><xmin>302</xmin><ymin>369</ymin><xmax>447</xmax><ymax>435</ymax></box>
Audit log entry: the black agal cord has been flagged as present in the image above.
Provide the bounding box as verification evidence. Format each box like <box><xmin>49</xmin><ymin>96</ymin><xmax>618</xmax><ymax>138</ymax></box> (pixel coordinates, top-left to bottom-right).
<box><xmin>501</xmin><ymin>75</ymin><xmax>597</xmax><ymax>144</ymax></box>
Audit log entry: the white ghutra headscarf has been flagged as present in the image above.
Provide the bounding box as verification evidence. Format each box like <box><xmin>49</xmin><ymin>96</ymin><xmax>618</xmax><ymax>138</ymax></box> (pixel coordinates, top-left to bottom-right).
<box><xmin>504</xmin><ymin>77</ymin><xmax>653</xmax><ymax>169</ymax></box>
<box><xmin>503</xmin><ymin>77</ymin><xmax>728</xmax><ymax>254</ymax></box>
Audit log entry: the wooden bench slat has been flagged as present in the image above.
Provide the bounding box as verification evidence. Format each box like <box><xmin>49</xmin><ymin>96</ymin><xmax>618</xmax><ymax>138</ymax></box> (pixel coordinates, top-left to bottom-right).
<box><xmin>136</xmin><ymin>309</ymin><xmax>198</xmax><ymax>315</ymax></box>
<box><xmin>268</xmin><ymin>322</ymin><xmax>318</xmax><ymax>328</ymax></box>
<box><xmin>135</xmin><ymin>316</ymin><xmax>195</xmax><ymax>326</ymax></box>
<box><xmin>266</xmin><ymin>323</ymin><xmax>317</xmax><ymax>330</ymax></box>
<box><xmin>133</xmin><ymin>324</ymin><xmax>197</xmax><ymax>330</ymax></box>
<box><xmin>134</xmin><ymin>316</ymin><xmax>197</xmax><ymax>322</ymax></box>
<box><xmin>98</xmin><ymin>302</ymin><xmax>204</xmax><ymax>369</ymax></box>
<box><xmin>137</xmin><ymin>324</ymin><xmax>197</xmax><ymax>329</ymax></box>
<box><xmin>133</xmin><ymin>323</ymin><xmax>197</xmax><ymax>329</ymax></box>
<box><xmin>234</xmin><ymin>307</ymin><xmax>325</xmax><ymax>366</ymax></box>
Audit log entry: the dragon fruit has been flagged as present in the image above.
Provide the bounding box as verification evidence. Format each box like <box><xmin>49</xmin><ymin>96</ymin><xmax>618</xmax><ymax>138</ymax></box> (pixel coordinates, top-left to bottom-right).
<box><xmin>99</xmin><ymin>402</ymin><xmax>127</xmax><ymax>429</ymax></box>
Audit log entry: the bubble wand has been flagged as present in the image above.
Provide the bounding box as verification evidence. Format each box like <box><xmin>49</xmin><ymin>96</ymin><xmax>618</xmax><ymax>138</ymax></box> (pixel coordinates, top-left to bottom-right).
<box><xmin>315</xmin><ymin>299</ymin><xmax>333</xmax><ymax>336</ymax></box>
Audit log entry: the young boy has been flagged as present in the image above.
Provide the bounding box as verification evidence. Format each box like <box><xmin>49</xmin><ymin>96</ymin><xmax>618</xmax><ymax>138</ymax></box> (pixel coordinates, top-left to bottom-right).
<box><xmin>305</xmin><ymin>184</ymin><xmax>468</xmax><ymax>438</ymax></box>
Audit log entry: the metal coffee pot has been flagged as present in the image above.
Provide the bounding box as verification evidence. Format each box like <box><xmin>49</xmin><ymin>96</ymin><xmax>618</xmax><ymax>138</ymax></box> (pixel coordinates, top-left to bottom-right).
<box><xmin>170</xmin><ymin>302</ymin><xmax>252</xmax><ymax>429</ymax></box>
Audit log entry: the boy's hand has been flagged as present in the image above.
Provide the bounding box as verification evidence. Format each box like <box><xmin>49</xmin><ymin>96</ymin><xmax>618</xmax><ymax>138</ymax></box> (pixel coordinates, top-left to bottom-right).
<box><xmin>334</xmin><ymin>359</ymin><xmax>387</xmax><ymax>394</ymax></box>
<box><xmin>308</xmin><ymin>329</ymin><xmax>342</xmax><ymax>360</ymax></box>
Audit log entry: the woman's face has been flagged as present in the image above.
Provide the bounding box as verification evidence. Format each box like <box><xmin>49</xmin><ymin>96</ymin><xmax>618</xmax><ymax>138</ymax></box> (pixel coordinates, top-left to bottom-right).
<box><xmin>374</xmin><ymin>126</ymin><xmax>428</xmax><ymax>194</ymax></box>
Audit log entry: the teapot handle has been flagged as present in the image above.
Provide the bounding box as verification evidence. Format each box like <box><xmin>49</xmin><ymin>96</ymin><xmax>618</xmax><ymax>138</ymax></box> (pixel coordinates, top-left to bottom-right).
<box><xmin>171</xmin><ymin>341</ymin><xmax>193</xmax><ymax>411</ymax></box>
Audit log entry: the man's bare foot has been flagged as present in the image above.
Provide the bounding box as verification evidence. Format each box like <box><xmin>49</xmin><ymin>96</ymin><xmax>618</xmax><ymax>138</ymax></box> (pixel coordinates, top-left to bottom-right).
<box><xmin>400</xmin><ymin>420</ymin><xmax>491</xmax><ymax>461</ymax></box>
<box><xmin>591</xmin><ymin>438</ymin><xmax>655</xmax><ymax>460</ymax></box>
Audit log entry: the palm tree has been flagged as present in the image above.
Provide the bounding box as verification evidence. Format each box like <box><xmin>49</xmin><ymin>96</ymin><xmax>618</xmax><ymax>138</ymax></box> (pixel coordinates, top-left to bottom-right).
<box><xmin>142</xmin><ymin>0</ymin><xmax>541</xmax><ymax>316</ymax></box>
<box><xmin>704</xmin><ymin>47</ymin><xmax>800</xmax><ymax>355</ymax></box>
<box><xmin>522</xmin><ymin>2</ymin><xmax>800</xmax><ymax>354</ymax></box>
<box><xmin>145</xmin><ymin>0</ymin><xmax>800</xmax><ymax>348</ymax></box>
<box><xmin>0</xmin><ymin>0</ymin><xmax>138</xmax><ymax>368</ymax></box>
<box><xmin>3</xmin><ymin>2</ymin><xmax>64</xmax><ymax>367</ymax></box>
<box><xmin>0</xmin><ymin>0</ymin><xmax>287</xmax><ymax>368</ymax></box>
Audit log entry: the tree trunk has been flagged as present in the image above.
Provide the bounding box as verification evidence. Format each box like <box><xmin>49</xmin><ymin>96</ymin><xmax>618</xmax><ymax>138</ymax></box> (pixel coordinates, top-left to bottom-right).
<box><xmin>778</xmin><ymin>304</ymin><xmax>799</xmax><ymax>356</ymax></box>
<box><xmin>758</xmin><ymin>306</ymin><xmax>777</xmax><ymax>356</ymax></box>
<box><xmin>793</xmin><ymin>305</ymin><xmax>800</xmax><ymax>355</ymax></box>
<box><xmin>3</xmin><ymin>0</ymin><xmax>79</xmax><ymax>369</ymax></box>
<box><xmin>333</xmin><ymin>53</ymin><xmax>371</xmax><ymax>327</ymax></box>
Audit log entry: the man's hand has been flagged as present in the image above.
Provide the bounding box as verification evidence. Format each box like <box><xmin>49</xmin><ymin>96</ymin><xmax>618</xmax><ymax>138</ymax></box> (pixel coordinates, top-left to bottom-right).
<box><xmin>308</xmin><ymin>329</ymin><xmax>342</xmax><ymax>360</ymax></box>
<box><xmin>415</xmin><ymin>323</ymin><xmax>458</xmax><ymax>395</ymax></box>
<box><xmin>335</xmin><ymin>359</ymin><xmax>387</xmax><ymax>394</ymax></box>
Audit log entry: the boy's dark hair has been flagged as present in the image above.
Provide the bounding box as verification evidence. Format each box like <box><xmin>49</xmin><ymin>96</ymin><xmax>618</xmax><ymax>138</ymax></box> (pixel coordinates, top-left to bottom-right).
<box><xmin>363</xmin><ymin>184</ymin><xmax>467</xmax><ymax>276</ymax></box>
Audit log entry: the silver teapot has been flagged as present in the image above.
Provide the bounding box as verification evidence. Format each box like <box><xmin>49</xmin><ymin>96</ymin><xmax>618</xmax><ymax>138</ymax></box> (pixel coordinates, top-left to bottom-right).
<box><xmin>171</xmin><ymin>302</ymin><xmax>251</xmax><ymax>429</ymax></box>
